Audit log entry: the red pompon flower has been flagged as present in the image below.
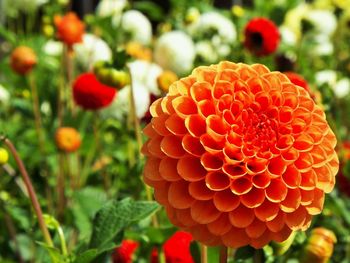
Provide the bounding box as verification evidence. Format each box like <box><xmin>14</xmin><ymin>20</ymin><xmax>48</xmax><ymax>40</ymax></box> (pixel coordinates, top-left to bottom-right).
<box><xmin>73</xmin><ymin>73</ymin><xmax>117</xmax><ymax>110</ymax></box>
<box><xmin>112</xmin><ymin>240</ymin><xmax>139</xmax><ymax>263</ymax></box>
<box><xmin>244</xmin><ymin>18</ymin><xmax>280</xmax><ymax>56</ymax></box>
<box><xmin>142</xmin><ymin>61</ymin><xmax>339</xmax><ymax>248</ymax></box>
<box><xmin>151</xmin><ymin>231</ymin><xmax>194</xmax><ymax>263</ymax></box>
<box><xmin>54</xmin><ymin>12</ymin><xmax>84</xmax><ymax>47</ymax></box>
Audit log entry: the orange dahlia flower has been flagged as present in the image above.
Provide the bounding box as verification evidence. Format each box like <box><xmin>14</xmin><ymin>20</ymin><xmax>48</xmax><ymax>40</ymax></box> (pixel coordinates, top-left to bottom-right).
<box><xmin>54</xmin><ymin>12</ymin><xmax>84</xmax><ymax>47</ymax></box>
<box><xmin>142</xmin><ymin>61</ymin><xmax>338</xmax><ymax>248</ymax></box>
<box><xmin>10</xmin><ymin>46</ymin><xmax>37</xmax><ymax>75</ymax></box>
<box><xmin>55</xmin><ymin>127</ymin><xmax>81</xmax><ymax>153</ymax></box>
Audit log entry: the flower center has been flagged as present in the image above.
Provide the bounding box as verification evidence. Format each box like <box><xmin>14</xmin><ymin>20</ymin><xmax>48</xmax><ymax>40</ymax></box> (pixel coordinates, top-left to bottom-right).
<box><xmin>250</xmin><ymin>32</ymin><xmax>263</xmax><ymax>51</ymax></box>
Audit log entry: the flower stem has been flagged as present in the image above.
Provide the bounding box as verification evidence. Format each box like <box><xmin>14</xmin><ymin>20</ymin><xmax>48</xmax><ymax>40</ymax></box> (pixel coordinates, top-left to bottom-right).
<box><xmin>1</xmin><ymin>137</ymin><xmax>53</xmax><ymax>247</ymax></box>
<box><xmin>27</xmin><ymin>73</ymin><xmax>45</xmax><ymax>154</ymax></box>
<box><xmin>201</xmin><ymin>244</ymin><xmax>207</xmax><ymax>263</ymax></box>
<box><xmin>253</xmin><ymin>249</ymin><xmax>264</xmax><ymax>263</ymax></box>
<box><xmin>219</xmin><ymin>246</ymin><xmax>228</xmax><ymax>263</ymax></box>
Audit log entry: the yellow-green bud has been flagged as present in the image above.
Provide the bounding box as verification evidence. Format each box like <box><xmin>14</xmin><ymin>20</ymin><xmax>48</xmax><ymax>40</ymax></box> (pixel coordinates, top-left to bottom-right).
<box><xmin>0</xmin><ymin>148</ymin><xmax>9</xmax><ymax>165</ymax></box>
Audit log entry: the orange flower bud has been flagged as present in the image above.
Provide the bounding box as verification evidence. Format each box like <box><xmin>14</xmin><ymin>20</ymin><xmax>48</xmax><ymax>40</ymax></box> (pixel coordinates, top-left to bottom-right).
<box><xmin>157</xmin><ymin>70</ymin><xmax>178</xmax><ymax>93</ymax></box>
<box><xmin>54</xmin><ymin>12</ymin><xmax>84</xmax><ymax>47</ymax></box>
<box><xmin>10</xmin><ymin>46</ymin><xmax>37</xmax><ymax>75</ymax></box>
<box><xmin>126</xmin><ymin>42</ymin><xmax>152</xmax><ymax>61</ymax></box>
<box><xmin>55</xmin><ymin>127</ymin><xmax>81</xmax><ymax>153</ymax></box>
<box><xmin>301</xmin><ymin>228</ymin><xmax>337</xmax><ymax>263</ymax></box>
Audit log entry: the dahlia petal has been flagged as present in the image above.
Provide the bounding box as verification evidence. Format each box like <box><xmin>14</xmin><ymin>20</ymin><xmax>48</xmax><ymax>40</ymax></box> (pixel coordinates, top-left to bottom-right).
<box><xmin>285</xmin><ymin>206</ymin><xmax>307</xmax><ymax>230</ymax></box>
<box><xmin>262</xmin><ymin>73</ymin><xmax>282</xmax><ymax>91</ymax></box>
<box><xmin>246</xmin><ymin>158</ymin><xmax>267</xmax><ymax>174</ymax></box>
<box><xmin>291</xmin><ymin>118</ymin><xmax>306</xmax><ymax>134</ymax></box>
<box><xmin>222</xmin><ymin>228</ymin><xmax>250</xmax><ymax>248</ymax></box>
<box><xmin>266</xmin><ymin>179</ymin><xmax>288</xmax><ymax>202</ymax></box>
<box><xmin>314</xmin><ymin>165</ymin><xmax>332</xmax><ymax>192</ymax></box>
<box><xmin>281</xmin><ymin>147</ymin><xmax>299</xmax><ymax>162</ymax></box>
<box><xmin>252</xmin><ymin>172</ymin><xmax>271</xmax><ymax>189</ymax></box>
<box><xmin>310</xmin><ymin>145</ymin><xmax>327</xmax><ymax>167</ymax></box>
<box><xmin>193</xmin><ymin>67</ymin><xmax>217</xmax><ymax>84</ymax></box>
<box><xmin>282</xmin><ymin>165</ymin><xmax>301</xmax><ymax>189</ymax></box>
<box><xmin>175</xmin><ymin>209</ymin><xmax>197</xmax><ymax>227</ymax></box>
<box><xmin>266</xmin><ymin>211</ymin><xmax>285</xmax><ymax>232</ymax></box>
<box><xmin>223</xmin><ymin>145</ymin><xmax>244</xmax><ymax>164</ymax></box>
<box><xmin>182</xmin><ymin>135</ymin><xmax>205</xmax><ymax>157</ymax></box>
<box><xmin>294</xmin><ymin>108</ymin><xmax>312</xmax><ymax>125</ymax></box>
<box><xmin>283</xmin><ymin>93</ymin><xmax>299</xmax><ymax>109</ymax></box>
<box><xmin>177</xmin><ymin>156</ymin><xmax>206</xmax><ymax>182</ymax></box>
<box><xmin>295</xmin><ymin>152</ymin><xmax>313</xmax><ymax>172</ymax></box>
<box><xmin>254</xmin><ymin>200</ymin><xmax>280</xmax><ymax>221</ymax></box>
<box><xmin>190</xmin><ymin>225</ymin><xmax>217</xmax><ymax>245</ymax></box>
<box><xmin>293</xmin><ymin>134</ymin><xmax>314</xmax><ymax>152</ymax></box>
<box><xmin>249</xmin><ymin>229</ymin><xmax>272</xmax><ymax>248</ymax></box>
<box><xmin>251</xmin><ymin>64</ymin><xmax>270</xmax><ymax>74</ymax></box>
<box><xmin>153</xmin><ymin>181</ymin><xmax>170</xmax><ymax>206</ymax></box>
<box><xmin>223</xmin><ymin>164</ymin><xmax>247</xmax><ymax>179</ymax></box>
<box><xmin>160</xmin><ymin>95</ymin><xmax>176</xmax><ymax>114</ymax></box>
<box><xmin>226</xmin><ymin>131</ymin><xmax>243</xmax><ymax>147</ymax></box>
<box><xmin>191</xmin><ymin>200</ymin><xmax>221</xmax><ymax>224</ymax></box>
<box><xmin>159</xmin><ymin>158</ymin><xmax>181</xmax><ymax>181</ymax></box>
<box><xmin>176</xmin><ymin>77</ymin><xmax>195</xmax><ymax>96</ymax></box>
<box><xmin>190</xmin><ymin>82</ymin><xmax>212</xmax><ymax>102</ymax></box>
<box><xmin>201</xmin><ymin>153</ymin><xmax>223</xmax><ymax>171</ymax></box>
<box><xmin>300</xmin><ymin>170</ymin><xmax>317</xmax><ymax>190</ymax></box>
<box><xmin>213</xmin><ymin>190</ymin><xmax>240</xmax><ymax>212</ymax></box>
<box><xmin>198</xmin><ymin>100</ymin><xmax>216</xmax><ymax>118</ymax></box>
<box><xmin>282</xmin><ymin>83</ymin><xmax>299</xmax><ymax>94</ymax></box>
<box><xmin>218</xmin><ymin>94</ymin><xmax>233</xmax><ymax>112</ymax></box>
<box><xmin>144</xmin><ymin>158</ymin><xmax>162</xmax><ymax>181</ymax></box>
<box><xmin>255</xmin><ymin>92</ymin><xmax>271</xmax><ymax>111</ymax></box>
<box><xmin>143</xmin><ymin>123</ymin><xmax>158</xmax><ymax>138</ymax></box>
<box><xmin>300</xmin><ymin>189</ymin><xmax>314</xmax><ymax>205</ymax></box>
<box><xmin>299</xmin><ymin>96</ymin><xmax>314</xmax><ymax>111</ymax></box>
<box><xmin>305</xmin><ymin>189</ymin><xmax>324</xmax><ymax>215</ymax></box>
<box><xmin>141</xmin><ymin>140</ymin><xmax>151</xmax><ymax>156</ymax></box>
<box><xmin>200</xmin><ymin>134</ymin><xmax>225</xmax><ymax>154</ymax></box>
<box><xmin>234</xmin><ymin>91</ymin><xmax>253</xmax><ymax>107</ymax></box>
<box><xmin>218</xmin><ymin>61</ymin><xmax>240</xmax><ymax>71</ymax></box>
<box><xmin>279</xmin><ymin>107</ymin><xmax>293</xmax><ymax>123</ymax></box>
<box><xmin>148</xmin><ymin>136</ymin><xmax>166</xmax><ymax>158</ymax></box>
<box><xmin>268</xmin><ymin>157</ymin><xmax>287</xmax><ymax>177</ymax></box>
<box><xmin>165</xmin><ymin>114</ymin><xmax>187</xmax><ymax>136</ymax></box>
<box><xmin>168</xmin><ymin>181</ymin><xmax>194</xmax><ymax>209</ymax></box>
<box><xmin>239</xmin><ymin>65</ymin><xmax>258</xmax><ymax>81</ymax></box>
<box><xmin>280</xmin><ymin>188</ymin><xmax>301</xmax><ymax>212</ymax></box>
<box><xmin>206</xmin><ymin>115</ymin><xmax>229</xmax><ymax>141</ymax></box>
<box><xmin>276</xmin><ymin>134</ymin><xmax>295</xmax><ymax>152</ymax></box>
<box><xmin>212</xmin><ymin>81</ymin><xmax>233</xmax><ymax>100</ymax></box>
<box><xmin>152</xmin><ymin>114</ymin><xmax>171</xmax><ymax>136</ymax></box>
<box><xmin>185</xmin><ymin>114</ymin><xmax>206</xmax><ymax>137</ymax></box>
<box><xmin>240</xmin><ymin>187</ymin><xmax>265</xmax><ymax>208</ymax></box>
<box><xmin>229</xmin><ymin>205</ymin><xmax>255</xmax><ymax>228</ymax></box>
<box><xmin>189</xmin><ymin>180</ymin><xmax>215</xmax><ymax>200</ymax></box>
<box><xmin>246</xmin><ymin>218</ymin><xmax>267</xmax><ymax>239</ymax></box>
<box><xmin>207</xmin><ymin>213</ymin><xmax>232</xmax><ymax>236</ymax></box>
<box><xmin>270</xmin><ymin>91</ymin><xmax>284</xmax><ymax>107</ymax></box>
<box><xmin>150</xmin><ymin>98</ymin><xmax>164</xmax><ymax>117</ymax></box>
<box><xmin>246</xmin><ymin>77</ymin><xmax>266</xmax><ymax>94</ymax></box>
<box><xmin>222</xmin><ymin>110</ymin><xmax>236</xmax><ymax>126</ymax></box>
<box><xmin>231</xmin><ymin>177</ymin><xmax>253</xmax><ymax>195</ymax></box>
<box><xmin>161</xmin><ymin>135</ymin><xmax>186</xmax><ymax>158</ymax></box>
<box><xmin>206</xmin><ymin>171</ymin><xmax>231</xmax><ymax>191</ymax></box>
<box><xmin>270</xmin><ymin>225</ymin><xmax>293</xmax><ymax>243</ymax></box>
<box><xmin>172</xmin><ymin>96</ymin><xmax>197</xmax><ymax>118</ymax></box>
<box><xmin>218</xmin><ymin>69</ymin><xmax>240</xmax><ymax>83</ymax></box>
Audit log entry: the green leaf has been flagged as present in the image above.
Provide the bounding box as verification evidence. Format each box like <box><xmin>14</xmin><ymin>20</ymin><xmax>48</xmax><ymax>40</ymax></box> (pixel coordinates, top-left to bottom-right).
<box><xmin>73</xmin><ymin>249</ymin><xmax>98</xmax><ymax>263</ymax></box>
<box><xmin>89</xmin><ymin>198</ymin><xmax>159</xmax><ymax>251</ymax></box>
<box><xmin>36</xmin><ymin>241</ymin><xmax>65</xmax><ymax>263</ymax></box>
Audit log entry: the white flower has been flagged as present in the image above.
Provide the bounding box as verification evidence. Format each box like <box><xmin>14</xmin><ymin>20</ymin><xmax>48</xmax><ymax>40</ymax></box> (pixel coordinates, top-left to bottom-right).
<box><xmin>43</xmin><ymin>40</ymin><xmax>63</xmax><ymax>56</ymax></box>
<box><xmin>315</xmin><ymin>70</ymin><xmax>337</xmax><ymax>86</ymax></box>
<box><xmin>0</xmin><ymin>84</ymin><xmax>10</xmax><ymax>105</ymax></box>
<box><xmin>334</xmin><ymin>78</ymin><xmax>350</xmax><ymax>98</ymax></box>
<box><xmin>279</xmin><ymin>26</ymin><xmax>297</xmax><ymax>46</ymax></box>
<box><xmin>188</xmin><ymin>12</ymin><xmax>237</xmax><ymax>43</ymax></box>
<box><xmin>101</xmin><ymin>60</ymin><xmax>163</xmax><ymax>119</ymax></box>
<box><xmin>96</xmin><ymin>0</ymin><xmax>127</xmax><ymax>17</ymax></box>
<box><xmin>74</xmin><ymin>34</ymin><xmax>112</xmax><ymax>69</ymax></box>
<box><xmin>195</xmin><ymin>41</ymin><xmax>218</xmax><ymax>63</ymax></box>
<box><xmin>312</xmin><ymin>35</ymin><xmax>333</xmax><ymax>56</ymax></box>
<box><xmin>119</xmin><ymin>10</ymin><xmax>152</xmax><ymax>45</ymax></box>
<box><xmin>305</xmin><ymin>9</ymin><xmax>337</xmax><ymax>37</ymax></box>
<box><xmin>154</xmin><ymin>31</ymin><xmax>195</xmax><ymax>76</ymax></box>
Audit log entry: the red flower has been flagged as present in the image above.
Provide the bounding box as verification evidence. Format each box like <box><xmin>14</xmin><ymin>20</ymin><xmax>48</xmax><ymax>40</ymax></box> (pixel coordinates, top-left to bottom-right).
<box><xmin>10</xmin><ymin>46</ymin><xmax>37</xmax><ymax>75</ymax></box>
<box><xmin>151</xmin><ymin>231</ymin><xmax>194</xmax><ymax>263</ymax></box>
<box><xmin>142</xmin><ymin>61</ymin><xmax>338</xmax><ymax>248</ymax></box>
<box><xmin>244</xmin><ymin>18</ymin><xmax>280</xmax><ymax>56</ymax></box>
<box><xmin>73</xmin><ymin>73</ymin><xmax>117</xmax><ymax>110</ymax></box>
<box><xmin>112</xmin><ymin>240</ymin><xmax>139</xmax><ymax>263</ymax></box>
<box><xmin>54</xmin><ymin>12</ymin><xmax>84</xmax><ymax>47</ymax></box>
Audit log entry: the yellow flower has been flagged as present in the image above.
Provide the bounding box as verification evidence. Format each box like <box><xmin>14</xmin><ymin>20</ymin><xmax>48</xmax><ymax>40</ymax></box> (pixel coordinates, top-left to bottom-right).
<box><xmin>231</xmin><ymin>5</ymin><xmax>244</xmax><ymax>17</ymax></box>
<box><xmin>0</xmin><ymin>148</ymin><xmax>9</xmax><ymax>165</ymax></box>
<box><xmin>157</xmin><ymin>70</ymin><xmax>178</xmax><ymax>93</ymax></box>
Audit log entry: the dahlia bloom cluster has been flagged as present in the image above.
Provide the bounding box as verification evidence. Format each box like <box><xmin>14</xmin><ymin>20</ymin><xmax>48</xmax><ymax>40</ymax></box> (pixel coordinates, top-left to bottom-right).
<box><xmin>142</xmin><ymin>61</ymin><xmax>338</xmax><ymax>248</ymax></box>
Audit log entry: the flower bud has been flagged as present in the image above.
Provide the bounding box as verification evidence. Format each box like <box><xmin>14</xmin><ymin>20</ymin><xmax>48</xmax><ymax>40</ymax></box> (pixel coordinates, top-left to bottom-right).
<box><xmin>0</xmin><ymin>148</ymin><xmax>9</xmax><ymax>165</ymax></box>
<box><xmin>55</xmin><ymin>127</ymin><xmax>81</xmax><ymax>153</ymax></box>
<box><xmin>10</xmin><ymin>46</ymin><xmax>37</xmax><ymax>75</ymax></box>
<box><xmin>54</xmin><ymin>12</ymin><xmax>84</xmax><ymax>47</ymax></box>
<box><xmin>185</xmin><ymin>7</ymin><xmax>200</xmax><ymax>25</ymax></box>
<box><xmin>301</xmin><ymin>228</ymin><xmax>337</xmax><ymax>263</ymax></box>
<box><xmin>157</xmin><ymin>70</ymin><xmax>178</xmax><ymax>93</ymax></box>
